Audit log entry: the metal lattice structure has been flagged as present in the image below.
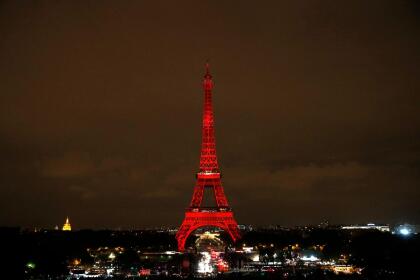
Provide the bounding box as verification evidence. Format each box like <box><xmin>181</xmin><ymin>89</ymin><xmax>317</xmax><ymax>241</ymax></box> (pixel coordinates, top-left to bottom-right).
<box><xmin>176</xmin><ymin>63</ymin><xmax>241</xmax><ymax>252</ymax></box>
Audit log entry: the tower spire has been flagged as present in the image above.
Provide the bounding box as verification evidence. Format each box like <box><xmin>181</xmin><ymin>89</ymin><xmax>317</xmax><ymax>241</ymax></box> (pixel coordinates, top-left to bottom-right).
<box><xmin>203</xmin><ymin>62</ymin><xmax>213</xmax><ymax>91</ymax></box>
<box><xmin>205</xmin><ymin>61</ymin><xmax>211</xmax><ymax>76</ymax></box>
<box><xmin>200</xmin><ymin>62</ymin><xmax>218</xmax><ymax>173</ymax></box>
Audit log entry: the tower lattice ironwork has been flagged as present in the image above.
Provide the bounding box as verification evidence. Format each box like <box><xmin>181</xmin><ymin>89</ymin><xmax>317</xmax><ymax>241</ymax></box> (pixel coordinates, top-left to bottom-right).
<box><xmin>176</xmin><ymin>63</ymin><xmax>241</xmax><ymax>252</ymax></box>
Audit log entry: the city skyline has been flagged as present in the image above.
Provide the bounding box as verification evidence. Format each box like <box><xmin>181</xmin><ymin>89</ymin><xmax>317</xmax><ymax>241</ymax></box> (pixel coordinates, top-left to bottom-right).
<box><xmin>1</xmin><ymin>1</ymin><xmax>420</xmax><ymax>229</ymax></box>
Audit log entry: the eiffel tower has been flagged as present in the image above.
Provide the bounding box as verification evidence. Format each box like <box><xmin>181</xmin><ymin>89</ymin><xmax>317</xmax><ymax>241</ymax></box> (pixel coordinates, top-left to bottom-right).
<box><xmin>176</xmin><ymin>63</ymin><xmax>241</xmax><ymax>252</ymax></box>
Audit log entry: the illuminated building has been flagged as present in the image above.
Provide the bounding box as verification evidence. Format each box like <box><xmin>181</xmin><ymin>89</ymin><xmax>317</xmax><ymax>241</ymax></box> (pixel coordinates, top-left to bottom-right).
<box><xmin>62</xmin><ymin>217</ymin><xmax>72</xmax><ymax>231</ymax></box>
<box><xmin>341</xmin><ymin>223</ymin><xmax>390</xmax><ymax>232</ymax></box>
<box><xmin>176</xmin><ymin>63</ymin><xmax>240</xmax><ymax>252</ymax></box>
<box><xmin>330</xmin><ymin>265</ymin><xmax>362</xmax><ymax>275</ymax></box>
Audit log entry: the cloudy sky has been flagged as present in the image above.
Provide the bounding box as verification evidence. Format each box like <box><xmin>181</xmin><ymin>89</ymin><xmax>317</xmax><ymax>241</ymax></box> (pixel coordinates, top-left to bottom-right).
<box><xmin>0</xmin><ymin>0</ymin><xmax>419</xmax><ymax>229</ymax></box>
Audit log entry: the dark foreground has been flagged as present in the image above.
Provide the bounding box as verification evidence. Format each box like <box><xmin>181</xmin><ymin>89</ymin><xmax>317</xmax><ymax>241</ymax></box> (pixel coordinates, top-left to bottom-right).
<box><xmin>0</xmin><ymin>226</ymin><xmax>418</xmax><ymax>279</ymax></box>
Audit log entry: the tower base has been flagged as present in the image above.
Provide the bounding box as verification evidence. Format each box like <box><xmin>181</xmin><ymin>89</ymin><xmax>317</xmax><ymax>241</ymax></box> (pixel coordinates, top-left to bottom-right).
<box><xmin>176</xmin><ymin>210</ymin><xmax>241</xmax><ymax>252</ymax></box>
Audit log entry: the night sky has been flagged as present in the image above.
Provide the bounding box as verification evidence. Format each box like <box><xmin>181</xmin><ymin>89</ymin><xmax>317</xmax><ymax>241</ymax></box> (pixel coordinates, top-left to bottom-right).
<box><xmin>1</xmin><ymin>1</ymin><xmax>419</xmax><ymax>229</ymax></box>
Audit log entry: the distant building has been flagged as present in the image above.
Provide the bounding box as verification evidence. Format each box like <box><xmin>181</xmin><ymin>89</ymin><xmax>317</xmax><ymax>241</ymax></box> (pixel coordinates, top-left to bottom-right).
<box><xmin>62</xmin><ymin>217</ymin><xmax>72</xmax><ymax>231</ymax></box>
<box><xmin>318</xmin><ymin>220</ymin><xmax>330</xmax><ymax>229</ymax></box>
<box><xmin>341</xmin><ymin>223</ymin><xmax>390</xmax><ymax>232</ymax></box>
<box><xmin>238</xmin><ymin>224</ymin><xmax>253</xmax><ymax>231</ymax></box>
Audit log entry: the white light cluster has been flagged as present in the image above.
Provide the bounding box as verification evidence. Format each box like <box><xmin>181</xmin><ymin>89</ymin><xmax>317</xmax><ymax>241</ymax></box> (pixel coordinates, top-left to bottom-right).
<box><xmin>197</xmin><ymin>252</ymin><xmax>213</xmax><ymax>274</ymax></box>
<box><xmin>399</xmin><ymin>228</ymin><xmax>410</xmax><ymax>235</ymax></box>
<box><xmin>301</xmin><ymin>255</ymin><xmax>319</xmax><ymax>262</ymax></box>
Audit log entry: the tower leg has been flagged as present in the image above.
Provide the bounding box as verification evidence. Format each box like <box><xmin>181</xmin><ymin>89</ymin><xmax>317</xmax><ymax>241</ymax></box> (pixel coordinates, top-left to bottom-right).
<box><xmin>213</xmin><ymin>180</ymin><xmax>228</xmax><ymax>207</ymax></box>
<box><xmin>190</xmin><ymin>179</ymin><xmax>205</xmax><ymax>207</ymax></box>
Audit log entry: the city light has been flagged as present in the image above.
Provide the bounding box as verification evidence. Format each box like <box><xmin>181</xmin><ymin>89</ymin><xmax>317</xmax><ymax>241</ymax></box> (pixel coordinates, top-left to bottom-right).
<box><xmin>399</xmin><ymin>228</ymin><xmax>410</xmax><ymax>235</ymax></box>
<box><xmin>197</xmin><ymin>252</ymin><xmax>213</xmax><ymax>274</ymax></box>
<box><xmin>394</xmin><ymin>224</ymin><xmax>416</xmax><ymax>236</ymax></box>
<box><xmin>301</xmin><ymin>255</ymin><xmax>319</xmax><ymax>262</ymax></box>
<box><xmin>26</xmin><ymin>262</ymin><xmax>36</xmax><ymax>269</ymax></box>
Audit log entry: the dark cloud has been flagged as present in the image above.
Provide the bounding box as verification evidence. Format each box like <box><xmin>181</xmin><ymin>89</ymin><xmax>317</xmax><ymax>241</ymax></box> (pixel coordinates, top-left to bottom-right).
<box><xmin>0</xmin><ymin>0</ymin><xmax>419</xmax><ymax>228</ymax></box>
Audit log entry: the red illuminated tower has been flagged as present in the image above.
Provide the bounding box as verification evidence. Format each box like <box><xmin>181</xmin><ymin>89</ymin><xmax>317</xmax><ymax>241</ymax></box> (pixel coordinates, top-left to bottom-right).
<box><xmin>176</xmin><ymin>63</ymin><xmax>241</xmax><ymax>252</ymax></box>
